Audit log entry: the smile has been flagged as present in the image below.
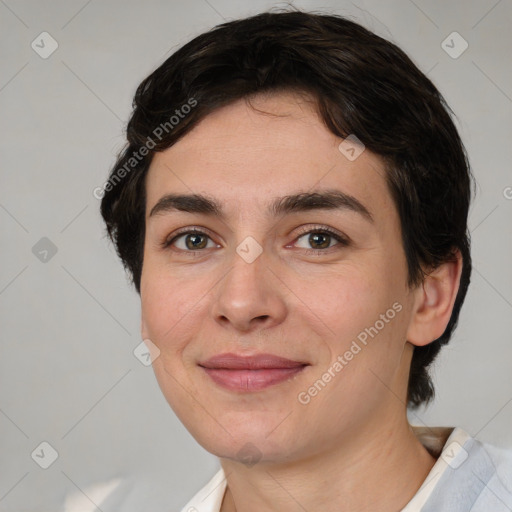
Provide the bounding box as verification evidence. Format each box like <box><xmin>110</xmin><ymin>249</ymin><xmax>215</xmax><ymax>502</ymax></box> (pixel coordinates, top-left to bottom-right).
<box><xmin>198</xmin><ymin>352</ymin><xmax>309</xmax><ymax>392</ymax></box>
<box><xmin>201</xmin><ymin>366</ymin><xmax>307</xmax><ymax>392</ymax></box>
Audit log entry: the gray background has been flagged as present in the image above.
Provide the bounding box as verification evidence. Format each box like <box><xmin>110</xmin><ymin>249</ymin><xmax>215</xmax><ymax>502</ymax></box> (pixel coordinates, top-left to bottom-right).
<box><xmin>1</xmin><ymin>0</ymin><xmax>511</xmax><ymax>511</ymax></box>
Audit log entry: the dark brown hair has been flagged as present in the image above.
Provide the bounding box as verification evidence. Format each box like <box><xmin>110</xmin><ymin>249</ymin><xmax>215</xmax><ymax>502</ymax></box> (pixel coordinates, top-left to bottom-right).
<box><xmin>100</xmin><ymin>8</ymin><xmax>473</xmax><ymax>409</ymax></box>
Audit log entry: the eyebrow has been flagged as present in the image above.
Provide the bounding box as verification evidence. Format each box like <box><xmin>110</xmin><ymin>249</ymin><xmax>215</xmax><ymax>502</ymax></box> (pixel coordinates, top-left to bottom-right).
<box><xmin>149</xmin><ymin>189</ymin><xmax>374</xmax><ymax>223</ymax></box>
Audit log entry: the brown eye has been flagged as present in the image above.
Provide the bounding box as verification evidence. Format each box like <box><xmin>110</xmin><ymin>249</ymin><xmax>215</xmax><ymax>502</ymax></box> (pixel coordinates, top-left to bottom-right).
<box><xmin>163</xmin><ymin>229</ymin><xmax>218</xmax><ymax>252</ymax></box>
<box><xmin>183</xmin><ymin>233</ymin><xmax>208</xmax><ymax>250</ymax></box>
<box><xmin>307</xmin><ymin>232</ymin><xmax>331</xmax><ymax>249</ymax></box>
<box><xmin>294</xmin><ymin>227</ymin><xmax>349</xmax><ymax>252</ymax></box>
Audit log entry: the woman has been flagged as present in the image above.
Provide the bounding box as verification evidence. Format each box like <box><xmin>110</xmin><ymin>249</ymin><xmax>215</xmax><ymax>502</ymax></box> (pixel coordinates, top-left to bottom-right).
<box><xmin>65</xmin><ymin>8</ymin><xmax>512</xmax><ymax>512</ymax></box>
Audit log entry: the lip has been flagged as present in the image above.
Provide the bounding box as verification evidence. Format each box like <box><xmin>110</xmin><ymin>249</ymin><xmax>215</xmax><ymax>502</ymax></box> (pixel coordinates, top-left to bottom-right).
<box><xmin>199</xmin><ymin>353</ymin><xmax>309</xmax><ymax>392</ymax></box>
<box><xmin>200</xmin><ymin>353</ymin><xmax>308</xmax><ymax>370</ymax></box>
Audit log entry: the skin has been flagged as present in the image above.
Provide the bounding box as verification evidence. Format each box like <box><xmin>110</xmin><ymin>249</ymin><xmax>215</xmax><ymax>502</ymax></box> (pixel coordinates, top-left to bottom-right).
<box><xmin>140</xmin><ymin>91</ymin><xmax>463</xmax><ymax>512</ymax></box>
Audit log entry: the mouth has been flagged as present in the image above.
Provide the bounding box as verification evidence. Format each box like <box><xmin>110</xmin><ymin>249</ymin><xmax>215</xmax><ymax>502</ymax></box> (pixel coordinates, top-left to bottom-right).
<box><xmin>198</xmin><ymin>353</ymin><xmax>309</xmax><ymax>392</ymax></box>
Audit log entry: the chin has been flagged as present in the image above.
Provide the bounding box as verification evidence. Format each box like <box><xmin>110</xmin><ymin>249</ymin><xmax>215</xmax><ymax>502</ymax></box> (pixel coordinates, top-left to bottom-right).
<box><xmin>188</xmin><ymin>419</ymin><xmax>300</xmax><ymax>466</ymax></box>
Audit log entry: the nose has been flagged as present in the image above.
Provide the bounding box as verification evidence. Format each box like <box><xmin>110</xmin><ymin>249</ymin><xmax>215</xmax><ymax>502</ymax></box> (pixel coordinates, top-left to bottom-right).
<box><xmin>210</xmin><ymin>247</ymin><xmax>287</xmax><ymax>333</ymax></box>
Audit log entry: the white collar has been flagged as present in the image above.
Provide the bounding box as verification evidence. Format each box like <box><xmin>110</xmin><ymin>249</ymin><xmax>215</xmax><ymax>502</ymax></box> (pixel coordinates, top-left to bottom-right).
<box><xmin>180</xmin><ymin>426</ymin><xmax>472</xmax><ymax>512</ymax></box>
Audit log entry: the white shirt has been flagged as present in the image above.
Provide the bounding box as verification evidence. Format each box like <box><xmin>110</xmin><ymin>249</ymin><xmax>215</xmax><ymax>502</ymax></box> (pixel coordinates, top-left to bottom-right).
<box><xmin>60</xmin><ymin>426</ymin><xmax>512</xmax><ymax>511</ymax></box>
<box><xmin>179</xmin><ymin>426</ymin><xmax>469</xmax><ymax>512</ymax></box>
<box><xmin>179</xmin><ymin>426</ymin><xmax>512</xmax><ymax>512</ymax></box>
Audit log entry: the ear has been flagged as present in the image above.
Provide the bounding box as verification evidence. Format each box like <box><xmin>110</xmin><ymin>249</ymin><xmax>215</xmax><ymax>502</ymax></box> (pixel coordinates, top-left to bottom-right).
<box><xmin>406</xmin><ymin>249</ymin><xmax>463</xmax><ymax>347</ymax></box>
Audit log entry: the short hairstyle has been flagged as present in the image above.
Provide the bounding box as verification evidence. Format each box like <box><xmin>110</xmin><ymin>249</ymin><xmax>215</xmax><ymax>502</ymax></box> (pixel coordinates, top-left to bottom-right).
<box><xmin>100</xmin><ymin>9</ymin><xmax>474</xmax><ymax>409</ymax></box>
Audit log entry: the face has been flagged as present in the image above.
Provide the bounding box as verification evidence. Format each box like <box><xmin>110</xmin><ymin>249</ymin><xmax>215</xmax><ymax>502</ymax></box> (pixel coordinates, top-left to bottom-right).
<box><xmin>140</xmin><ymin>91</ymin><xmax>419</xmax><ymax>465</ymax></box>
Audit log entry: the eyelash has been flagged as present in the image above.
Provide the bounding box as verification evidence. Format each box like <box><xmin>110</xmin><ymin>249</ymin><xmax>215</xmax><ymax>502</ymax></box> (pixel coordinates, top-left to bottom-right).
<box><xmin>161</xmin><ymin>225</ymin><xmax>350</xmax><ymax>256</ymax></box>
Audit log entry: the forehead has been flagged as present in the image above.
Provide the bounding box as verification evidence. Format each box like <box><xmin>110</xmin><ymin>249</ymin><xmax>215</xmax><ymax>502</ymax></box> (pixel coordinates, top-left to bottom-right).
<box><xmin>145</xmin><ymin>91</ymin><xmax>395</xmax><ymax>223</ymax></box>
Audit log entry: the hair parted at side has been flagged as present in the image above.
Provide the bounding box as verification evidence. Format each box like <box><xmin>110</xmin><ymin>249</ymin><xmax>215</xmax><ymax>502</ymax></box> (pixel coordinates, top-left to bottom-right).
<box><xmin>100</xmin><ymin>7</ymin><xmax>474</xmax><ymax>409</ymax></box>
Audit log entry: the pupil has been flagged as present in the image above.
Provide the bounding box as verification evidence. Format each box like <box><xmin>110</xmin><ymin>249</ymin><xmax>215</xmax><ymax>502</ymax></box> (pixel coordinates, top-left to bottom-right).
<box><xmin>310</xmin><ymin>233</ymin><xmax>329</xmax><ymax>249</ymax></box>
<box><xmin>187</xmin><ymin>234</ymin><xmax>207</xmax><ymax>250</ymax></box>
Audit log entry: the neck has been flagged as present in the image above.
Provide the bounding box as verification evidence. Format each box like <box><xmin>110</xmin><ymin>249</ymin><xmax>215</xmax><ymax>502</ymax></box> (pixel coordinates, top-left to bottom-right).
<box><xmin>219</xmin><ymin>415</ymin><xmax>436</xmax><ymax>512</ymax></box>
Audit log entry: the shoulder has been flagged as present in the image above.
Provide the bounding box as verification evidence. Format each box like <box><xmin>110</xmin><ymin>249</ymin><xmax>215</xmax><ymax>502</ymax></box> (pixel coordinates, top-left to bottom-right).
<box><xmin>59</xmin><ymin>474</ymin><xmax>137</xmax><ymax>511</ymax></box>
<box><xmin>59</xmin><ymin>468</ymin><xmax>226</xmax><ymax>512</ymax></box>
<box><xmin>59</xmin><ymin>469</ymin><xmax>218</xmax><ymax>512</ymax></box>
<box><xmin>422</xmin><ymin>427</ymin><xmax>512</xmax><ymax>512</ymax></box>
<box><xmin>477</xmin><ymin>438</ymin><xmax>512</xmax><ymax>499</ymax></box>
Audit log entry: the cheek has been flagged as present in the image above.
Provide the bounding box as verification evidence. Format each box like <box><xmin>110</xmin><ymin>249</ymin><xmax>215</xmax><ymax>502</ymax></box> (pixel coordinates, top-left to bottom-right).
<box><xmin>140</xmin><ymin>270</ymin><xmax>199</xmax><ymax>351</ymax></box>
<box><xmin>304</xmin><ymin>260</ymin><xmax>407</xmax><ymax>357</ymax></box>
<box><xmin>286</xmin><ymin>264</ymin><xmax>378</xmax><ymax>356</ymax></box>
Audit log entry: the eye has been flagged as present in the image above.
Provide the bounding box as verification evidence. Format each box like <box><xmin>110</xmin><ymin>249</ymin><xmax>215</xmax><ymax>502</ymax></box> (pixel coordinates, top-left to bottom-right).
<box><xmin>292</xmin><ymin>226</ymin><xmax>349</xmax><ymax>252</ymax></box>
<box><xmin>161</xmin><ymin>225</ymin><xmax>350</xmax><ymax>255</ymax></box>
<box><xmin>162</xmin><ymin>228</ymin><xmax>218</xmax><ymax>252</ymax></box>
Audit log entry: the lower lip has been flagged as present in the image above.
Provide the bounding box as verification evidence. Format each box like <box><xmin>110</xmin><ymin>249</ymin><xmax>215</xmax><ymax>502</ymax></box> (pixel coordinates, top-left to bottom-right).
<box><xmin>201</xmin><ymin>366</ymin><xmax>306</xmax><ymax>392</ymax></box>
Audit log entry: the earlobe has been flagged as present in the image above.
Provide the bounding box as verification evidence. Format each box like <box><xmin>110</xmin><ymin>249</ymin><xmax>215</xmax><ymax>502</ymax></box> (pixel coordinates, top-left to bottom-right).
<box><xmin>406</xmin><ymin>250</ymin><xmax>463</xmax><ymax>347</ymax></box>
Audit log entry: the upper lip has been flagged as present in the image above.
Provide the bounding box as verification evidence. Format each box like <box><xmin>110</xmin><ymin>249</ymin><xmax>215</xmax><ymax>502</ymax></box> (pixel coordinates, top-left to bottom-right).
<box><xmin>199</xmin><ymin>353</ymin><xmax>309</xmax><ymax>370</ymax></box>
